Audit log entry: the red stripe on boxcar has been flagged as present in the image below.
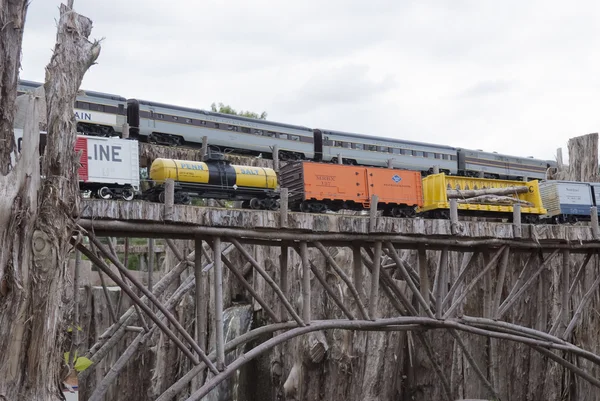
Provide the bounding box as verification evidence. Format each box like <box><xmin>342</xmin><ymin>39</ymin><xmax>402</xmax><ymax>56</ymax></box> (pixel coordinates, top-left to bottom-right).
<box><xmin>75</xmin><ymin>137</ymin><xmax>88</xmax><ymax>181</ymax></box>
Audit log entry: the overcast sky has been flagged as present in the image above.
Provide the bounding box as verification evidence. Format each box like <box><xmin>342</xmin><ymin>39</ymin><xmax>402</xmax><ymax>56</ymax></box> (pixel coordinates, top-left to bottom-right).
<box><xmin>19</xmin><ymin>0</ymin><xmax>600</xmax><ymax>161</ymax></box>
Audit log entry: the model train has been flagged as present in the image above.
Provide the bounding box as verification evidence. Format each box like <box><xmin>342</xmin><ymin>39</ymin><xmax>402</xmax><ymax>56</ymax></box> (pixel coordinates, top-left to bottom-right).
<box><xmin>14</xmin><ymin>131</ymin><xmax>593</xmax><ymax>224</ymax></box>
<box><xmin>17</xmin><ymin>79</ymin><xmax>557</xmax><ymax>182</ymax></box>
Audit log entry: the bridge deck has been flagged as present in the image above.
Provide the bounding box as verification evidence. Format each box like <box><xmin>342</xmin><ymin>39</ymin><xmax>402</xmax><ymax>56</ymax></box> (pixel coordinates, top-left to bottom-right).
<box><xmin>79</xmin><ymin>200</ymin><xmax>594</xmax><ymax>248</ymax></box>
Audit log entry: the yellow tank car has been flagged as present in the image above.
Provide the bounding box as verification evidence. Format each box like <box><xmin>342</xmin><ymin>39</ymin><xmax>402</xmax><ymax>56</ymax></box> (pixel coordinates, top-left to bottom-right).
<box><xmin>145</xmin><ymin>158</ymin><xmax>278</xmax><ymax>208</ymax></box>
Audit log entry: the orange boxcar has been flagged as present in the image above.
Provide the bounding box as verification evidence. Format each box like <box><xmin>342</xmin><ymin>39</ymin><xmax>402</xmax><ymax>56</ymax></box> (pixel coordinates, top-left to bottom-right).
<box><xmin>279</xmin><ymin>161</ymin><xmax>423</xmax><ymax>216</ymax></box>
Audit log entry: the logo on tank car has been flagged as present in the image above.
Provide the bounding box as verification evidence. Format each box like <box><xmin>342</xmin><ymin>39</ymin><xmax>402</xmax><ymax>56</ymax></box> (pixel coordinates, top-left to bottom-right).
<box><xmin>392</xmin><ymin>174</ymin><xmax>402</xmax><ymax>183</ymax></box>
<box><xmin>179</xmin><ymin>163</ymin><xmax>205</xmax><ymax>170</ymax></box>
<box><xmin>240</xmin><ymin>168</ymin><xmax>259</xmax><ymax>175</ymax></box>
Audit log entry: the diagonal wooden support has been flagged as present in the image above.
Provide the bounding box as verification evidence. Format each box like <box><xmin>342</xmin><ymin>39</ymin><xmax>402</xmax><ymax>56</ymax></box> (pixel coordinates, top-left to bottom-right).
<box><xmin>314</xmin><ymin>241</ymin><xmax>369</xmax><ymax>320</ymax></box>
<box><xmin>564</xmin><ymin>252</ymin><xmax>599</xmax><ymax>339</ymax></box>
<box><xmin>218</xmin><ymin>252</ymin><xmax>279</xmax><ymax>323</ymax></box>
<box><xmin>497</xmin><ymin>249</ymin><xmax>559</xmax><ymax>319</ymax></box>
<box><xmin>492</xmin><ymin>246</ymin><xmax>510</xmax><ymax>319</ymax></box>
<box><xmin>442</xmin><ymin>251</ymin><xmax>478</xmax><ymax>310</ymax></box>
<box><xmin>229</xmin><ymin>237</ymin><xmax>305</xmax><ymax>326</ymax></box>
<box><xmin>444</xmin><ymin>246</ymin><xmax>506</xmax><ymax>319</ymax></box>
<box><xmin>86</xmin><ymin>234</ymin><xmax>219</xmax><ymax>374</ymax></box>
<box><xmin>384</xmin><ymin>242</ymin><xmax>433</xmax><ymax>318</ymax></box>
<box><xmin>292</xmin><ymin>244</ymin><xmax>355</xmax><ymax>320</ymax></box>
<box><xmin>76</xmin><ymin>241</ymin><xmax>212</xmax><ymax>371</ymax></box>
<box><xmin>106</xmin><ymin>237</ymin><xmax>149</xmax><ymax>332</ymax></box>
<box><xmin>497</xmin><ymin>251</ymin><xmax>537</xmax><ymax>314</ymax></box>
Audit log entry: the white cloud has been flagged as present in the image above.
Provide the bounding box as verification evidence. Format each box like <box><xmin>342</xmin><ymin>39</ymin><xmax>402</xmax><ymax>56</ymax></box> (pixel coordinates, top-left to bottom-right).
<box><xmin>18</xmin><ymin>0</ymin><xmax>600</xmax><ymax>162</ymax></box>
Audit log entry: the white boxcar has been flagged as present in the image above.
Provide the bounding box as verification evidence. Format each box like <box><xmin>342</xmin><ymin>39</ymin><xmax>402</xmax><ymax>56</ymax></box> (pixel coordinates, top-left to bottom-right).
<box><xmin>76</xmin><ymin>135</ymin><xmax>140</xmax><ymax>200</ymax></box>
<box><xmin>539</xmin><ymin>181</ymin><xmax>594</xmax><ymax>220</ymax></box>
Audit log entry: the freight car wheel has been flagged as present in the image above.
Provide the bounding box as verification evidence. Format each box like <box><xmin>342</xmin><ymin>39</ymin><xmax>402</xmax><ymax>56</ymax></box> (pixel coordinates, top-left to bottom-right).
<box><xmin>97</xmin><ymin>187</ymin><xmax>112</xmax><ymax>200</ymax></box>
<box><xmin>250</xmin><ymin>198</ymin><xmax>261</xmax><ymax>210</ymax></box>
<box><xmin>121</xmin><ymin>188</ymin><xmax>135</xmax><ymax>201</ymax></box>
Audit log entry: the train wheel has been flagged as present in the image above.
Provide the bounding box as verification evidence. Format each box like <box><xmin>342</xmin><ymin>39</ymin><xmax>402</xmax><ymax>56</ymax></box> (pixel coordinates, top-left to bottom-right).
<box><xmin>250</xmin><ymin>198</ymin><xmax>261</xmax><ymax>210</ymax></box>
<box><xmin>121</xmin><ymin>188</ymin><xmax>135</xmax><ymax>201</ymax></box>
<box><xmin>97</xmin><ymin>187</ymin><xmax>112</xmax><ymax>200</ymax></box>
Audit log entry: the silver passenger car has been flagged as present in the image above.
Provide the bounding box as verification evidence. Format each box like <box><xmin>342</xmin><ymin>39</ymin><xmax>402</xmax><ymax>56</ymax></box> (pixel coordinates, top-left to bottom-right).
<box><xmin>17</xmin><ymin>79</ymin><xmax>127</xmax><ymax>137</ymax></box>
<box><xmin>457</xmin><ymin>148</ymin><xmax>556</xmax><ymax>180</ymax></box>
<box><xmin>127</xmin><ymin>99</ymin><xmax>315</xmax><ymax>160</ymax></box>
<box><xmin>314</xmin><ymin>129</ymin><xmax>458</xmax><ymax>174</ymax></box>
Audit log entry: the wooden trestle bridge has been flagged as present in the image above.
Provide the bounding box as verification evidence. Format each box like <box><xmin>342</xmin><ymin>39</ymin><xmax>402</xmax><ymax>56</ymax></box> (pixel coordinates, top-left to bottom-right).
<box><xmin>73</xmin><ymin>195</ymin><xmax>600</xmax><ymax>400</ymax></box>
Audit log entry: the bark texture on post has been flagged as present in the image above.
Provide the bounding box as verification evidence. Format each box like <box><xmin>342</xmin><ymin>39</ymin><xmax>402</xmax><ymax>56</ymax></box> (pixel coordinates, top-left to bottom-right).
<box><xmin>0</xmin><ymin>3</ymin><xmax>100</xmax><ymax>399</ymax></box>
<box><xmin>0</xmin><ymin>0</ymin><xmax>28</xmax><ymax>174</ymax></box>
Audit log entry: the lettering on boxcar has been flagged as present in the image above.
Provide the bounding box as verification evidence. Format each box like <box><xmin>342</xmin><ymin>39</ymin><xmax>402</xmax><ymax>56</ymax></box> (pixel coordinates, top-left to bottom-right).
<box><xmin>90</xmin><ymin>144</ymin><xmax>122</xmax><ymax>162</ymax></box>
<box><xmin>316</xmin><ymin>174</ymin><xmax>336</xmax><ymax>187</ymax></box>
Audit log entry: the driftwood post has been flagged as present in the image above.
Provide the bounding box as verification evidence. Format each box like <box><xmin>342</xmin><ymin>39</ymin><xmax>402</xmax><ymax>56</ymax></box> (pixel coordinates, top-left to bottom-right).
<box><xmin>213</xmin><ymin>237</ymin><xmax>226</xmax><ymax>371</ymax></box>
<box><xmin>148</xmin><ymin>238</ymin><xmax>154</xmax><ymax>292</ymax></box>
<box><xmin>280</xmin><ymin>188</ymin><xmax>288</xmax><ymax>228</ymax></box>
<box><xmin>369</xmin><ymin>195</ymin><xmax>379</xmax><ymax>232</ymax></box>
<box><xmin>591</xmin><ymin>207</ymin><xmax>599</xmax><ymax>240</ymax></box>
<box><xmin>279</xmin><ymin>244</ymin><xmax>289</xmax><ymax>321</ymax></box>
<box><xmin>164</xmin><ymin>178</ymin><xmax>174</xmax><ymax>220</ymax></box>
<box><xmin>299</xmin><ymin>241</ymin><xmax>311</xmax><ymax>323</ymax></box>
<box><xmin>273</xmin><ymin>145</ymin><xmax>279</xmax><ymax>172</ymax></box>
<box><xmin>418</xmin><ymin>247</ymin><xmax>430</xmax><ymax>315</ymax></box>
<box><xmin>450</xmin><ymin>199</ymin><xmax>459</xmax><ymax>234</ymax></box>
<box><xmin>201</xmin><ymin>136</ymin><xmax>208</xmax><ymax>158</ymax></box>
<box><xmin>0</xmin><ymin>3</ymin><xmax>100</xmax><ymax>399</ymax></box>
<box><xmin>337</xmin><ymin>154</ymin><xmax>343</xmax><ymax>165</ymax></box>
<box><xmin>513</xmin><ymin>204</ymin><xmax>522</xmax><ymax>238</ymax></box>
<box><xmin>122</xmin><ymin>122</ymin><xmax>129</xmax><ymax>139</ymax></box>
<box><xmin>195</xmin><ymin>237</ymin><xmax>206</xmax><ymax>353</ymax></box>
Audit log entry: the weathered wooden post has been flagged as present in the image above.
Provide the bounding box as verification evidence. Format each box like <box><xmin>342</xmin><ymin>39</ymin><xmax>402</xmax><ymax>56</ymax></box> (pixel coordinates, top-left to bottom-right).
<box><xmin>591</xmin><ymin>206</ymin><xmax>600</xmax><ymax>240</ymax></box>
<box><xmin>369</xmin><ymin>195</ymin><xmax>379</xmax><ymax>233</ymax></box>
<box><xmin>562</xmin><ymin>249</ymin><xmax>570</xmax><ymax>330</ymax></box>
<box><xmin>213</xmin><ymin>237</ymin><xmax>225</xmax><ymax>371</ymax></box>
<box><xmin>195</xmin><ymin>237</ymin><xmax>206</xmax><ymax>353</ymax></box>
<box><xmin>273</xmin><ymin>145</ymin><xmax>279</xmax><ymax>173</ymax></box>
<box><xmin>433</xmin><ymin>165</ymin><xmax>440</xmax><ymax>174</ymax></box>
<box><xmin>450</xmin><ymin>198</ymin><xmax>459</xmax><ymax>234</ymax></box>
<box><xmin>148</xmin><ymin>238</ymin><xmax>154</xmax><ymax>292</ymax></box>
<box><xmin>513</xmin><ymin>204</ymin><xmax>522</xmax><ymax>238</ymax></box>
<box><xmin>164</xmin><ymin>178</ymin><xmax>174</xmax><ymax>221</ymax></box>
<box><xmin>435</xmin><ymin>249</ymin><xmax>448</xmax><ymax>319</ymax></box>
<box><xmin>337</xmin><ymin>154</ymin><xmax>343</xmax><ymax>165</ymax></box>
<box><xmin>478</xmin><ymin>171</ymin><xmax>485</xmax><ymax>178</ymax></box>
<box><xmin>201</xmin><ymin>136</ymin><xmax>208</xmax><ymax>158</ymax></box>
<box><xmin>369</xmin><ymin>242</ymin><xmax>382</xmax><ymax>319</ymax></box>
<box><xmin>387</xmin><ymin>159</ymin><xmax>393</xmax><ymax>169</ymax></box>
<box><xmin>299</xmin><ymin>241</ymin><xmax>311</xmax><ymax>323</ymax></box>
<box><xmin>418</xmin><ymin>246</ymin><xmax>430</xmax><ymax>315</ymax></box>
<box><xmin>279</xmin><ymin>243</ymin><xmax>289</xmax><ymax>322</ymax></box>
<box><xmin>280</xmin><ymin>188</ymin><xmax>288</xmax><ymax>228</ymax></box>
<box><xmin>122</xmin><ymin>122</ymin><xmax>129</xmax><ymax>139</ymax></box>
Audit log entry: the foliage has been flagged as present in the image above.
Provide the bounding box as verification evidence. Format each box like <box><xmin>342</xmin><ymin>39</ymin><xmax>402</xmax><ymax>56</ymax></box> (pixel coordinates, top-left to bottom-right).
<box><xmin>210</xmin><ymin>102</ymin><xmax>267</xmax><ymax>120</ymax></box>
<box><xmin>63</xmin><ymin>352</ymin><xmax>93</xmax><ymax>372</ymax></box>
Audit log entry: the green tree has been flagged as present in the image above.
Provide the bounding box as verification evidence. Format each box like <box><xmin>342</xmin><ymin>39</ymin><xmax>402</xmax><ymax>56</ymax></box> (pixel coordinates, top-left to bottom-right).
<box><xmin>210</xmin><ymin>102</ymin><xmax>267</xmax><ymax>120</ymax></box>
